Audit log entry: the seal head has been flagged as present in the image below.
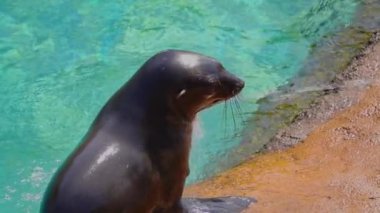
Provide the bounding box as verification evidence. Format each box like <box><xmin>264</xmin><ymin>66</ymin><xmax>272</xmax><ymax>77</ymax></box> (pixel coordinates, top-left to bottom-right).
<box><xmin>125</xmin><ymin>50</ymin><xmax>244</xmax><ymax>121</ymax></box>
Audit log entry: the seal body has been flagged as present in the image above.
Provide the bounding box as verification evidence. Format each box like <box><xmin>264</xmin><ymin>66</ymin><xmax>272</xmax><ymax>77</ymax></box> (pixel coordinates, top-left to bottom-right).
<box><xmin>41</xmin><ymin>50</ymin><xmax>244</xmax><ymax>213</ymax></box>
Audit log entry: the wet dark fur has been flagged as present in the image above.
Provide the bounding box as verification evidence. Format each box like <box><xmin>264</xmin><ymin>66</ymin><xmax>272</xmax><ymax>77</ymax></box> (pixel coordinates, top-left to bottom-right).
<box><xmin>41</xmin><ymin>50</ymin><xmax>245</xmax><ymax>213</ymax></box>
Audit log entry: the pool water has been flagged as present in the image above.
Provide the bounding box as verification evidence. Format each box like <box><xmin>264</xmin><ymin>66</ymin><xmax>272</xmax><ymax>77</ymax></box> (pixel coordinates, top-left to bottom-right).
<box><xmin>0</xmin><ymin>0</ymin><xmax>359</xmax><ymax>212</ymax></box>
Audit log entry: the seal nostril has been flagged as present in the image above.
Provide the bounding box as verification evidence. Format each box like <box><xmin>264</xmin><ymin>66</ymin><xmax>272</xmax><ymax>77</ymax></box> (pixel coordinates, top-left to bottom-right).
<box><xmin>236</xmin><ymin>80</ymin><xmax>245</xmax><ymax>89</ymax></box>
<box><xmin>232</xmin><ymin>80</ymin><xmax>245</xmax><ymax>95</ymax></box>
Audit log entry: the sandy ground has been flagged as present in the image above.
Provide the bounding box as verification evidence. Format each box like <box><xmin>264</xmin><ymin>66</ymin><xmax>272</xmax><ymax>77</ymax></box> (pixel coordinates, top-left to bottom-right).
<box><xmin>184</xmin><ymin>36</ymin><xmax>380</xmax><ymax>212</ymax></box>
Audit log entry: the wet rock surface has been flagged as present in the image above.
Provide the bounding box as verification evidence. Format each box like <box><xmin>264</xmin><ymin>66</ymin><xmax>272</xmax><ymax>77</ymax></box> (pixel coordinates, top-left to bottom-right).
<box><xmin>266</xmin><ymin>32</ymin><xmax>380</xmax><ymax>151</ymax></box>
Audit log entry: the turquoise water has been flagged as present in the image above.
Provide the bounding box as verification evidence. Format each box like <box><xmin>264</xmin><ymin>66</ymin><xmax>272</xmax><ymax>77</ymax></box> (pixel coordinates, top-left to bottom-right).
<box><xmin>0</xmin><ymin>0</ymin><xmax>359</xmax><ymax>212</ymax></box>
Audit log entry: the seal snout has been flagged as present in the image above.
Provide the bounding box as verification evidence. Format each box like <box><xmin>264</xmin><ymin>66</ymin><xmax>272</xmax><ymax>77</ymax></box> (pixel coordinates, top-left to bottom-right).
<box><xmin>233</xmin><ymin>78</ymin><xmax>245</xmax><ymax>95</ymax></box>
<box><xmin>219</xmin><ymin>71</ymin><xmax>245</xmax><ymax>97</ymax></box>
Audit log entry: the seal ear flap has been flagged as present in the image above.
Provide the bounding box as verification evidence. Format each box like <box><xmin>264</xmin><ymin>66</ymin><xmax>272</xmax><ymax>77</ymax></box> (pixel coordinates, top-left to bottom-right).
<box><xmin>176</xmin><ymin>89</ymin><xmax>187</xmax><ymax>99</ymax></box>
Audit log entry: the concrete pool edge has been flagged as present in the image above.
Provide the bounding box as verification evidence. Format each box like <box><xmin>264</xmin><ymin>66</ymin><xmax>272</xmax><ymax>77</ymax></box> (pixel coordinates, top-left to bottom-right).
<box><xmin>263</xmin><ymin>32</ymin><xmax>380</xmax><ymax>152</ymax></box>
<box><xmin>252</xmin><ymin>0</ymin><xmax>380</xmax><ymax>152</ymax></box>
<box><xmin>260</xmin><ymin>31</ymin><xmax>380</xmax><ymax>152</ymax></box>
<box><xmin>184</xmin><ymin>31</ymin><xmax>380</xmax><ymax>212</ymax></box>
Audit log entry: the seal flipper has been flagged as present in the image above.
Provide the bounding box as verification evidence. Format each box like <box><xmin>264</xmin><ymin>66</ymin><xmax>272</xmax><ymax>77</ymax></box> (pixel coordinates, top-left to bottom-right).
<box><xmin>181</xmin><ymin>196</ymin><xmax>256</xmax><ymax>213</ymax></box>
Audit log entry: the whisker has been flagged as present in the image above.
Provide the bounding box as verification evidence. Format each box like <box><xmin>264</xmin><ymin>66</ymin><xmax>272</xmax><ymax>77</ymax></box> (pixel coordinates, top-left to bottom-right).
<box><xmin>236</xmin><ymin>94</ymin><xmax>242</xmax><ymax>101</ymax></box>
<box><xmin>223</xmin><ymin>100</ymin><xmax>228</xmax><ymax>138</ymax></box>
<box><xmin>234</xmin><ymin>98</ymin><xmax>244</xmax><ymax>122</ymax></box>
<box><xmin>229</xmin><ymin>100</ymin><xmax>237</xmax><ymax>133</ymax></box>
<box><xmin>232</xmin><ymin>98</ymin><xmax>244</xmax><ymax>137</ymax></box>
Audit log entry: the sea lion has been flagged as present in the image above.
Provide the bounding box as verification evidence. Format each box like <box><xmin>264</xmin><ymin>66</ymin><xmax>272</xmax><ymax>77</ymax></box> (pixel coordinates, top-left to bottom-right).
<box><xmin>41</xmin><ymin>50</ymin><xmax>247</xmax><ymax>213</ymax></box>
